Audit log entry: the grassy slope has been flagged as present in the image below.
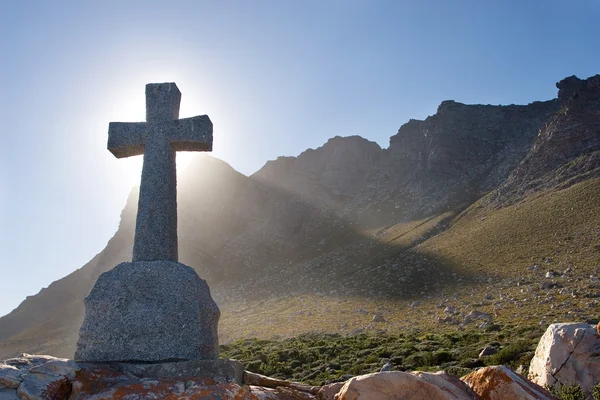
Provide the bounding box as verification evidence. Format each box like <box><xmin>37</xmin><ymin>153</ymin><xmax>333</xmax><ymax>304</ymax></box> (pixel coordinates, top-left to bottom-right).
<box><xmin>220</xmin><ymin>178</ymin><xmax>600</xmax><ymax>341</ymax></box>
<box><xmin>422</xmin><ymin>177</ymin><xmax>600</xmax><ymax>276</ymax></box>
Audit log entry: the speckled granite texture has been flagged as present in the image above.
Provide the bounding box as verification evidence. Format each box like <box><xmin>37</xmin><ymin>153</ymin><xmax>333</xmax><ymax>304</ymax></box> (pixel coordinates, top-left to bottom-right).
<box><xmin>75</xmin><ymin>261</ymin><xmax>220</xmax><ymax>362</ymax></box>
<box><xmin>107</xmin><ymin>82</ymin><xmax>212</xmax><ymax>262</ymax></box>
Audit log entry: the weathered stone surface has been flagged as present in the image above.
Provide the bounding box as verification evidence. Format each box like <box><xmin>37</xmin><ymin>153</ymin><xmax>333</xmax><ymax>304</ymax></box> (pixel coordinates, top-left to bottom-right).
<box><xmin>2</xmin><ymin>358</ymin><xmax>32</xmax><ymax>369</ymax></box>
<box><xmin>16</xmin><ymin>373</ymin><xmax>71</xmax><ymax>400</ymax></box>
<box><xmin>528</xmin><ymin>322</ymin><xmax>600</xmax><ymax>393</ymax></box>
<box><xmin>317</xmin><ymin>382</ymin><xmax>344</xmax><ymax>400</ymax></box>
<box><xmin>250</xmin><ymin>385</ymin><xmax>317</xmax><ymax>399</ymax></box>
<box><xmin>0</xmin><ymin>364</ymin><xmax>21</xmax><ymax>389</ymax></box>
<box><xmin>69</xmin><ymin>364</ymin><xmax>135</xmax><ymax>399</ymax></box>
<box><xmin>335</xmin><ymin>371</ymin><xmax>478</xmax><ymax>400</ymax></box>
<box><xmin>75</xmin><ymin>260</ymin><xmax>220</xmax><ymax>362</ymax></box>
<box><xmin>0</xmin><ymin>389</ymin><xmax>18</xmax><ymax>400</ymax></box>
<box><xmin>28</xmin><ymin>358</ymin><xmax>79</xmax><ymax>378</ymax></box>
<box><xmin>462</xmin><ymin>366</ymin><xmax>558</xmax><ymax>399</ymax></box>
<box><xmin>111</xmin><ymin>359</ymin><xmax>243</xmax><ymax>384</ymax></box>
<box><xmin>107</xmin><ymin>82</ymin><xmax>212</xmax><ymax>263</ymax></box>
<box><xmin>244</xmin><ymin>371</ymin><xmax>319</xmax><ymax>395</ymax></box>
<box><xmin>73</xmin><ymin>378</ymin><xmax>246</xmax><ymax>400</ymax></box>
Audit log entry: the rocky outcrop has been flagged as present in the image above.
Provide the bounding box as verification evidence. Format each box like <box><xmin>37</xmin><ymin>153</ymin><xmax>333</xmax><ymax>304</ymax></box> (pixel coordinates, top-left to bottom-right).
<box><xmin>490</xmin><ymin>74</ymin><xmax>600</xmax><ymax>205</ymax></box>
<box><xmin>528</xmin><ymin>322</ymin><xmax>600</xmax><ymax>395</ymax></box>
<box><xmin>462</xmin><ymin>366</ymin><xmax>557</xmax><ymax>400</ymax></box>
<box><xmin>381</xmin><ymin>99</ymin><xmax>558</xmax><ymax>218</ymax></box>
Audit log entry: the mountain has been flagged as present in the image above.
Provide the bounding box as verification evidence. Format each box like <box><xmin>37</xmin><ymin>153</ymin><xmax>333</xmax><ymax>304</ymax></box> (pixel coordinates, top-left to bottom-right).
<box><xmin>1</xmin><ymin>74</ymin><xmax>598</xmax><ymax>359</ymax></box>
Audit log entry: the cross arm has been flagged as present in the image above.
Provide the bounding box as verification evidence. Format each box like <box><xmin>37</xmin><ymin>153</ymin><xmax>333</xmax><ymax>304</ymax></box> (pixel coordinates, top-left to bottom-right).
<box><xmin>107</xmin><ymin>122</ymin><xmax>147</xmax><ymax>158</ymax></box>
<box><xmin>170</xmin><ymin>115</ymin><xmax>213</xmax><ymax>152</ymax></box>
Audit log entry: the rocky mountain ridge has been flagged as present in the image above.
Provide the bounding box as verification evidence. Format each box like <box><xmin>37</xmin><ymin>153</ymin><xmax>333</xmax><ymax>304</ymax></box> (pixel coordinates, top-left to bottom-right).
<box><xmin>0</xmin><ymin>74</ymin><xmax>598</xmax><ymax>359</ymax></box>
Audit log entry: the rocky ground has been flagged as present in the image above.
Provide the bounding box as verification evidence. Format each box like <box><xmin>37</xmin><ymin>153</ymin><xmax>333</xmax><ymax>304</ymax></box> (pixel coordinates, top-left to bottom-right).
<box><xmin>1</xmin><ymin>323</ymin><xmax>598</xmax><ymax>399</ymax></box>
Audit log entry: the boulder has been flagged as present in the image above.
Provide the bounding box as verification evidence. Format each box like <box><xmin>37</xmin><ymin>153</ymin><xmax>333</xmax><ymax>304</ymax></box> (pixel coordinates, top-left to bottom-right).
<box><xmin>75</xmin><ymin>260</ymin><xmax>220</xmax><ymax>362</ymax></box>
<box><xmin>478</xmin><ymin>346</ymin><xmax>497</xmax><ymax>358</ymax></box>
<box><xmin>334</xmin><ymin>371</ymin><xmax>478</xmax><ymax>400</ymax></box>
<box><xmin>461</xmin><ymin>366</ymin><xmax>557</xmax><ymax>399</ymax></box>
<box><xmin>528</xmin><ymin>322</ymin><xmax>600</xmax><ymax>393</ymax></box>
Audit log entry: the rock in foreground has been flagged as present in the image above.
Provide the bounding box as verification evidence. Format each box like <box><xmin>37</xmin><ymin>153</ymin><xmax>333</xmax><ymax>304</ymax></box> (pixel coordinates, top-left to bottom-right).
<box><xmin>528</xmin><ymin>322</ymin><xmax>600</xmax><ymax>395</ymax></box>
<box><xmin>334</xmin><ymin>370</ymin><xmax>478</xmax><ymax>400</ymax></box>
<box><xmin>462</xmin><ymin>366</ymin><xmax>557</xmax><ymax>400</ymax></box>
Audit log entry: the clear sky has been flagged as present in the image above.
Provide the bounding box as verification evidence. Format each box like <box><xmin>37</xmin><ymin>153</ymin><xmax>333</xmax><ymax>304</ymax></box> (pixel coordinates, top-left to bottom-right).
<box><xmin>1</xmin><ymin>0</ymin><xmax>598</xmax><ymax>318</ymax></box>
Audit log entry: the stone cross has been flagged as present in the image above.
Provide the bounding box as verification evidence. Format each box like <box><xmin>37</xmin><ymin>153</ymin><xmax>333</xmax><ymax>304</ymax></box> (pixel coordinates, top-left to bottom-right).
<box><xmin>108</xmin><ymin>83</ymin><xmax>212</xmax><ymax>262</ymax></box>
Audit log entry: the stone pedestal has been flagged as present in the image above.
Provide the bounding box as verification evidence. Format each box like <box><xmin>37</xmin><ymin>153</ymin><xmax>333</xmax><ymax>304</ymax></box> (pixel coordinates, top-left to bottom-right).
<box><xmin>75</xmin><ymin>261</ymin><xmax>220</xmax><ymax>362</ymax></box>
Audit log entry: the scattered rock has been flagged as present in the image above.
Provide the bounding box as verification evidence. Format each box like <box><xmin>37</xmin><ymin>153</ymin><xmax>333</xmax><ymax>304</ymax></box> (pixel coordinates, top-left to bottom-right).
<box><xmin>462</xmin><ymin>365</ymin><xmax>557</xmax><ymax>399</ymax></box>
<box><xmin>540</xmin><ymin>281</ymin><xmax>563</xmax><ymax>290</ymax></box>
<box><xmin>478</xmin><ymin>346</ymin><xmax>498</xmax><ymax>358</ymax></box>
<box><xmin>529</xmin><ymin>322</ymin><xmax>600</xmax><ymax>394</ymax></box>
<box><xmin>444</xmin><ymin>306</ymin><xmax>460</xmax><ymax>315</ymax></box>
<box><xmin>372</xmin><ymin>313</ymin><xmax>385</xmax><ymax>323</ymax></box>
<box><xmin>463</xmin><ymin>311</ymin><xmax>493</xmax><ymax>324</ymax></box>
<box><xmin>348</xmin><ymin>328</ymin><xmax>365</xmax><ymax>336</ymax></box>
<box><xmin>380</xmin><ymin>362</ymin><xmax>392</xmax><ymax>372</ymax></box>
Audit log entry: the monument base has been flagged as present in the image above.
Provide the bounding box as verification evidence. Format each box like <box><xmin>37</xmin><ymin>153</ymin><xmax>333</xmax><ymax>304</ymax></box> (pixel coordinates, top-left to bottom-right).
<box><xmin>75</xmin><ymin>260</ymin><xmax>220</xmax><ymax>362</ymax></box>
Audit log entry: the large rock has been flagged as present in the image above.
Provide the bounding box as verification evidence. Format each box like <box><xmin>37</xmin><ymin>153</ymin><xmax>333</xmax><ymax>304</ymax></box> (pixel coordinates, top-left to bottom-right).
<box><xmin>334</xmin><ymin>371</ymin><xmax>478</xmax><ymax>400</ymax></box>
<box><xmin>528</xmin><ymin>322</ymin><xmax>600</xmax><ymax>394</ymax></box>
<box><xmin>75</xmin><ymin>260</ymin><xmax>220</xmax><ymax>362</ymax></box>
<box><xmin>462</xmin><ymin>366</ymin><xmax>557</xmax><ymax>399</ymax></box>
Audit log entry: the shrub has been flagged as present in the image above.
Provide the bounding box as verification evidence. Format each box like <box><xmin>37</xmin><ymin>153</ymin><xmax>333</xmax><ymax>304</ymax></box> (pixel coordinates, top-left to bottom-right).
<box><xmin>549</xmin><ymin>382</ymin><xmax>587</xmax><ymax>400</ymax></box>
<box><xmin>488</xmin><ymin>341</ymin><xmax>532</xmax><ymax>366</ymax></box>
<box><xmin>431</xmin><ymin>350</ymin><xmax>454</xmax><ymax>365</ymax></box>
<box><xmin>593</xmin><ymin>383</ymin><xmax>600</xmax><ymax>400</ymax></box>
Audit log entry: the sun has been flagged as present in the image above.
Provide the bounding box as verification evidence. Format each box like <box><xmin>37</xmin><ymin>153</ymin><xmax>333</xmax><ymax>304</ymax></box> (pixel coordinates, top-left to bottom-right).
<box><xmin>176</xmin><ymin>152</ymin><xmax>195</xmax><ymax>170</ymax></box>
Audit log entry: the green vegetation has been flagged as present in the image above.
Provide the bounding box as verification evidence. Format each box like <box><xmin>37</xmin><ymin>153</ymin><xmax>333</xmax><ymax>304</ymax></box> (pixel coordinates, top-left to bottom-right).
<box><xmin>221</xmin><ymin>325</ymin><xmax>544</xmax><ymax>386</ymax></box>
<box><xmin>549</xmin><ymin>382</ymin><xmax>600</xmax><ymax>400</ymax></box>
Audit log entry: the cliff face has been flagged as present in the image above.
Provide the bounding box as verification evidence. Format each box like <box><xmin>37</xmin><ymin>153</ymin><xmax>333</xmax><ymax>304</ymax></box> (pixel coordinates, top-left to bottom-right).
<box><xmin>490</xmin><ymin>75</ymin><xmax>600</xmax><ymax>205</ymax></box>
<box><xmin>251</xmin><ymin>96</ymin><xmax>558</xmax><ymax>225</ymax></box>
<box><xmin>1</xmin><ymin>74</ymin><xmax>597</xmax><ymax>359</ymax></box>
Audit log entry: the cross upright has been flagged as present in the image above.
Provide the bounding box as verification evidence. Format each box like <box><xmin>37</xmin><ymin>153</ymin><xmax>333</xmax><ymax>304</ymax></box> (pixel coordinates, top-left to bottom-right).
<box><xmin>108</xmin><ymin>83</ymin><xmax>212</xmax><ymax>262</ymax></box>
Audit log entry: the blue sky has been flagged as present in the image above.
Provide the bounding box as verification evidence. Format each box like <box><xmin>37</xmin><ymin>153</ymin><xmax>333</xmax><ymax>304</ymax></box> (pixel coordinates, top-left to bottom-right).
<box><xmin>1</xmin><ymin>0</ymin><xmax>599</xmax><ymax>318</ymax></box>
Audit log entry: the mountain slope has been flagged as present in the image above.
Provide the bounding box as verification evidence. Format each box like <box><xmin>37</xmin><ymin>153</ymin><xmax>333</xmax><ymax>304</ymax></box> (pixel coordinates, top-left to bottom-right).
<box><xmin>1</xmin><ymin>74</ymin><xmax>598</xmax><ymax>359</ymax></box>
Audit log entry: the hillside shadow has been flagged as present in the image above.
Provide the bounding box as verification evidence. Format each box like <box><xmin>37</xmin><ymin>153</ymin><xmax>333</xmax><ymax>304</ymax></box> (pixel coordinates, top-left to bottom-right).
<box><xmin>176</xmin><ymin>161</ymin><xmax>481</xmax><ymax>302</ymax></box>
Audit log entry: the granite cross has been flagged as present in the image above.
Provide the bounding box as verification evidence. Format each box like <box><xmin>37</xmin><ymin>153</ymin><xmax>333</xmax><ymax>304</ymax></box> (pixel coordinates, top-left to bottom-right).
<box><xmin>108</xmin><ymin>83</ymin><xmax>212</xmax><ymax>262</ymax></box>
